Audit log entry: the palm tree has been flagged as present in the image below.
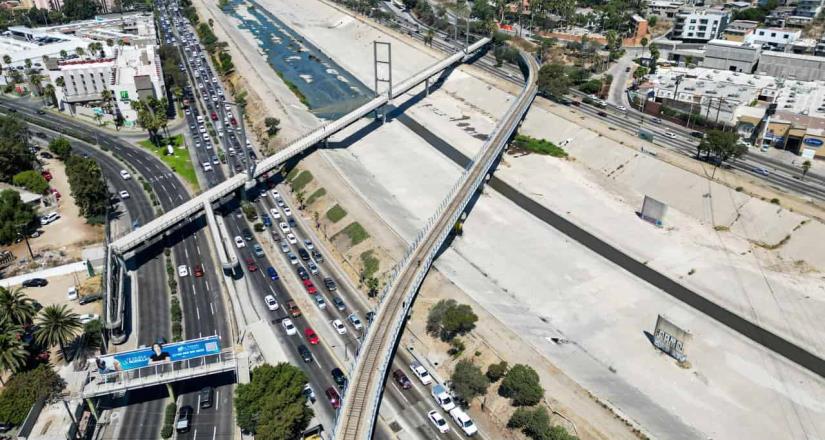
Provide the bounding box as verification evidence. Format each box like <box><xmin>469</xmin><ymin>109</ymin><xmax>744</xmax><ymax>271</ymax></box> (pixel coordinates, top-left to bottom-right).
<box><xmin>0</xmin><ymin>325</ymin><xmax>28</xmax><ymax>379</ymax></box>
<box><xmin>44</xmin><ymin>83</ymin><xmax>56</xmax><ymax>106</ymax></box>
<box><xmin>425</xmin><ymin>28</ymin><xmax>434</xmax><ymax>46</ymax></box>
<box><xmin>101</xmin><ymin>89</ymin><xmax>113</xmax><ymax>113</ymax></box>
<box><xmin>640</xmin><ymin>36</ymin><xmax>649</xmax><ymax>59</ymax></box>
<box><xmin>0</xmin><ymin>287</ymin><xmax>35</xmax><ymax>326</ymax></box>
<box><xmin>34</xmin><ymin>304</ymin><xmax>81</xmax><ymax>363</ymax></box>
<box><xmin>28</xmin><ymin>73</ymin><xmax>43</xmax><ymax>96</ymax></box>
<box><xmin>1</xmin><ymin>54</ymin><xmax>9</xmax><ymax>84</ymax></box>
<box><xmin>801</xmin><ymin>159</ymin><xmax>812</xmax><ymax>180</ymax></box>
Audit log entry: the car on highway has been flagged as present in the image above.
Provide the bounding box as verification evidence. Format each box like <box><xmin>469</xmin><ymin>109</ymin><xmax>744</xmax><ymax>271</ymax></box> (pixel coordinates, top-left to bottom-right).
<box><xmin>597</xmin><ymin>110</ymin><xmax>607</xmax><ymax>117</ymax></box>
<box><xmin>312</xmin><ymin>249</ymin><xmax>324</xmax><ymax>263</ymax></box>
<box><xmin>410</xmin><ymin>361</ymin><xmax>432</xmax><ymax>385</ymax></box>
<box><xmin>269</xmin><ymin>208</ymin><xmax>281</xmax><ymax>220</ymax></box>
<box><xmin>332</xmin><ymin>319</ymin><xmax>347</xmax><ymax>335</ymax></box>
<box><xmin>119</xmin><ymin>190</ymin><xmax>130</xmax><ymax>200</ymax></box>
<box><xmin>120</xmin><ymin>169</ymin><xmax>131</xmax><ymax>180</ymax></box>
<box><xmin>298</xmin><ymin>248</ymin><xmax>310</xmax><ymax>261</ymax></box>
<box><xmin>665</xmin><ymin>131</ymin><xmax>677</xmax><ymax>139</ymax></box>
<box><xmin>264</xmin><ymin>295</ymin><xmax>279</xmax><ymax>311</ymax></box>
<box><xmin>304</xmin><ymin>327</ymin><xmax>319</xmax><ymax>344</ymax></box>
<box><xmin>178</xmin><ymin>265</ymin><xmax>189</xmax><ymax>277</ymax></box>
<box><xmin>286</xmin><ymin>233</ymin><xmax>297</xmax><ymax>244</ymax></box>
<box><xmin>266</xmin><ymin>266</ymin><xmax>279</xmax><ymax>280</ymax></box>
<box><xmin>325</xmin><ymin>387</ymin><xmax>341</xmax><ymax>409</ymax></box>
<box><xmin>288</xmin><ymin>301</ymin><xmax>301</xmax><ymax>317</ymax></box>
<box><xmin>288</xmin><ymin>252</ymin><xmax>299</xmax><ymax>265</ymax></box>
<box><xmin>315</xmin><ymin>295</ymin><xmax>327</xmax><ymax>309</ymax></box>
<box><xmin>307</xmin><ymin>261</ymin><xmax>319</xmax><ymax>275</ymax></box>
<box><xmin>348</xmin><ymin>313</ymin><xmax>363</xmax><ymax>330</ymax></box>
<box><xmin>242</xmin><ymin>228</ymin><xmax>253</xmax><ymax>241</ymax></box>
<box><xmin>616</xmin><ymin>105</ymin><xmax>627</xmax><ymax>111</ymax></box>
<box><xmin>22</xmin><ymin>278</ymin><xmax>48</xmax><ymax>287</ymax></box>
<box><xmin>427</xmin><ymin>410</ymin><xmax>449</xmax><ymax>434</ymax></box>
<box><xmin>176</xmin><ymin>405</ymin><xmax>193</xmax><ymax>433</ymax></box>
<box><xmin>690</xmin><ymin>130</ymin><xmax>705</xmax><ymax>139</ymax></box>
<box><xmin>303</xmin><ymin>384</ymin><xmax>316</xmax><ymax>403</ymax></box>
<box><xmin>253</xmin><ymin>243</ymin><xmax>265</xmax><ymax>258</ymax></box>
<box><xmin>245</xmin><ymin>257</ymin><xmax>258</xmax><ymax>272</ymax></box>
<box><xmin>279</xmin><ymin>222</ymin><xmax>290</xmax><ymax>233</ymax></box>
<box><xmin>303</xmin><ymin>279</ymin><xmax>317</xmax><ymax>294</ymax></box>
<box><xmin>280</xmin><ymin>242</ymin><xmax>290</xmax><ymax>253</ymax></box>
<box><xmin>650</xmin><ymin>117</ymin><xmax>662</xmax><ymax>124</ymax></box>
<box><xmin>393</xmin><ymin>369</ymin><xmax>412</xmax><ymax>390</ymax></box>
<box><xmin>297</xmin><ymin>265</ymin><xmax>309</xmax><ymax>280</ymax></box>
<box><xmin>298</xmin><ymin>344</ymin><xmax>313</xmax><ymax>363</ymax></box>
<box><xmin>270</xmin><ymin>189</ymin><xmax>280</xmax><ymax>199</ymax></box>
<box><xmin>283</xmin><ymin>206</ymin><xmax>292</xmax><ymax>216</ymax></box>
<box><xmin>303</xmin><ymin>239</ymin><xmax>314</xmax><ymax>250</ymax></box>
<box><xmin>193</xmin><ymin>264</ymin><xmax>204</xmax><ymax>277</ymax></box>
<box><xmin>202</xmin><ymin>161</ymin><xmax>212</xmax><ymax>172</ymax></box>
<box><xmin>752</xmin><ymin>166</ymin><xmax>770</xmax><ymax>176</ymax></box>
<box><xmin>199</xmin><ymin>387</ymin><xmax>214</xmax><ymax>409</ymax></box>
<box><xmin>282</xmin><ymin>318</ymin><xmax>297</xmax><ymax>335</ymax></box>
<box><xmin>234</xmin><ymin>236</ymin><xmax>245</xmax><ymax>248</ymax></box>
<box><xmin>449</xmin><ymin>407</ymin><xmax>478</xmax><ymax>436</ymax></box>
<box><xmin>331</xmin><ymin>367</ymin><xmax>347</xmax><ymax>389</ymax></box>
<box><xmin>324</xmin><ymin>278</ymin><xmax>337</xmax><ymax>292</ymax></box>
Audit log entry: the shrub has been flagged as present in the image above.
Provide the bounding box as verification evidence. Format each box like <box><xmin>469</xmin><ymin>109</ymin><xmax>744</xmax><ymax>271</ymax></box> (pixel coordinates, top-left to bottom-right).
<box><xmin>326</xmin><ymin>204</ymin><xmax>347</xmax><ymax>223</ymax></box>
<box><xmin>254</xmin><ymin>222</ymin><xmax>264</xmax><ymax>232</ymax></box>
<box><xmin>48</xmin><ymin>137</ymin><xmax>72</xmax><ymax>158</ymax></box>
<box><xmin>512</xmin><ymin>134</ymin><xmax>568</xmax><ymax>158</ymax></box>
<box><xmin>161</xmin><ymin>402</ymin><xmax>177</xmax><ymax>439</ymax></box>
<box><xmin>339</xmin><ymin>222</ymin><xmax>369</xmax><ymax>245</ymax></box>
<box><xmin>360</xmin><ymin>250</ymin><xmax>379</xmax><ymax>280</ymax></box>
<box><xmin>0</xmin><ymin>365</ymin><xmax>66</xmax><ymax>425</ymax></box>
<box><xmin>306</xmin><ymin>188</ymin><xmax>326</xmax><ymax>205</ymax></box>
<box><xmin>499</xmin><ymin>364</ymin><xmax>544</xmax><ymax>406</ymax></box>
<box><xmin>507</xmin><ymin>406</ymin><xmax>577</xmax><ymax>440</ymax></box>
<box><xmin>290</xmin><ymin>170</ymin><xmax>314</xmax><ymax>192</ymax></box>
<box><xmin>12</xmin><ymin>170</ymin><xmax>49</xmax><ymax>194</ymax></box>
<box><xmin>235</xmin><ymin>363</ymin><xmax>313</xmax><ymax>436</ymax></box>
<box><xmin>486</xmin><ymin>361</ymin><xmax>509</xmax><ymax>382</ymax></box>
<box><xmin>448</xmin><ymin>337</ymin><xmax>466</xmax><ymax>357</ymax></box>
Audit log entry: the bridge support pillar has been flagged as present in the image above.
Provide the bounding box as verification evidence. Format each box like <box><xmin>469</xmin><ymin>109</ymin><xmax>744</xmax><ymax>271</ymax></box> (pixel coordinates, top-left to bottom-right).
<box><xmin>425</xmin><ymin>77</ymin><xmax>430</xmax><ymax>96</ymax></box>
<box><xmin>166</xmin><ymin>383</ymin><xmax>175</xmax><ymax>399</ymax></box>
<box><xmin>85</xmin><ymin>398</ymin><xmax>98</xmax><ymax>420</ymax></box>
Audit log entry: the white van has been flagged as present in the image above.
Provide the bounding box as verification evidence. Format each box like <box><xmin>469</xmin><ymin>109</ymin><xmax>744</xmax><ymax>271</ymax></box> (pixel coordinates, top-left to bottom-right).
<box><xmin>41</xmin><ymin>212</ymin><xmax>59</xmax><ymax>225</ymax></box>
<box><xmin>120</xmin><ymin>169</ymin><xmax>131</xmax><ymax>180</ymax></box>
<box><xmin>449</xmin><ymin>408</ymin><xmax>478</xmax><ymax>436</ymax></box>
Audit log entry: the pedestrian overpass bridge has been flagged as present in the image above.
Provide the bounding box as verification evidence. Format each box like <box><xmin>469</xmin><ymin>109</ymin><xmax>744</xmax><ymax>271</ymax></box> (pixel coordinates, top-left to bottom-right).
<box><xmin>109</xmin><ymin>38</ymin><xmax>490</xmax><ymax>256</ymax></box>
<box><xmin>332</xmin><ymin>49</ymin><xmax>539</xmax><ymax>440</ymax></box>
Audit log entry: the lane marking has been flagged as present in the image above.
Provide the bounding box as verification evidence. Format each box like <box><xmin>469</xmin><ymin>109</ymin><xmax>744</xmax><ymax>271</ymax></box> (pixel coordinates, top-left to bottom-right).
<box><xmin>204</xmin><ymin>280</ymin><xmax>209</xmax><ymax>291</ymax></box>
<box><xmin>210</xmin><ymin>303</ymin><xmax>214</xmax><ymax>315</ymax></box>
<box><xmin>196</xmin><ymin>308</ymin><xmax>200</xmax><ymax>320</ymax></box>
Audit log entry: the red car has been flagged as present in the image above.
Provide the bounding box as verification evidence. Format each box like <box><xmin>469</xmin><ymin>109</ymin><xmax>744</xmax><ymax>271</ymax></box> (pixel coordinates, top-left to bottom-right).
<box><xmin>303</xmin><ymin>279</ymin><xmax>317</xmax><ymax>295</ymax></box>
<box><xmin>245</xmin><ymin>257</ymin><xmax>258</xmax><ymax>272</ymax></box>
<box><xmin>210</xmin><ymin>111</ymin><xmax>218</xmax><ymax>121</ymax></box>
<box><xmin>50</xmin><ymin>188</ymin><xmax>61</xmax><ymax>199</ymax></box>
<box><xmin>41</xmin><ymin>170</ymin><xmax>52</xmax><ymax>181</ymax></box>
<box><xmin>193</xmin><ymin>264</ymin><xmax>204</xmax><ymax>277</ymax></box>
<box><xmin>229</xmin><ymin>117</ymin><xmax>237</xmax><ymax>126</ymax></box>
<box><xmin>325</xmin><ymin>387</ymin><xmax>340</xmax><ymax>409</ymax></box>
<box><xmin>304</xmin><ymin>328</ymin><xmax>319</xmax><ymax>345</ymax></box>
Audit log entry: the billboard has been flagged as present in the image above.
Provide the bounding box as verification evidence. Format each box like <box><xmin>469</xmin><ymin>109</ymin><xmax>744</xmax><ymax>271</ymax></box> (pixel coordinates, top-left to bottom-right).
<box><xmin>640</xmin><ymin>195</ymin><xmax>667</xmax><ymax>226</ymax></box>
<box><xmin>96</xmin><ymin>336</ymin><xmax>220</xmax><ymax>372</ymax></box>
<box><xmin>653</xmin><ymin>315</ymin><xmax>691</xmax><ymax>362</ymax></box>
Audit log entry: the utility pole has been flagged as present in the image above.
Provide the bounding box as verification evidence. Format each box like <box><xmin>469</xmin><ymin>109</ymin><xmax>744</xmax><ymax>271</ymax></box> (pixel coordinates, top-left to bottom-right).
<box><xmin>16</xmin><ymin>224</ymin><xmax>34</xmax><ymax>260</ymax></box>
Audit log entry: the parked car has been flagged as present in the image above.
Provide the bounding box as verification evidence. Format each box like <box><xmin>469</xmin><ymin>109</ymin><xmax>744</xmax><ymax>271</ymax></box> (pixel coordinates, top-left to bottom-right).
<box><xmin>79</xmin><ymin>293</ymin><xmax>102</xmax><ymax>305</ymax></box>
<box><xmin>449</xmin><ymin>407</ymin><xmax>478</xmax><ymax>436</ymax></box>
<box><xmin>431</xmin><ymin>383</ymin><xmax>456</xmax><ymax>411</ymax></box>
<box><xmin>67</xmin><ymin>287</ymin><xmax>78</xmax><ymax>301</ymax></box>
<box><xmin>22</xmin><ymin>278</ymin><xmax>48</xmax><ymax>287</ymax></box>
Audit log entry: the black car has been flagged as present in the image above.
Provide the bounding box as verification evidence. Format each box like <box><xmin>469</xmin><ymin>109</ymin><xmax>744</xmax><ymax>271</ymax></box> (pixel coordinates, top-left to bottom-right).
<box><xmin>297</xmin><ymin>344</ymin><xmax>313</xmax><ymax>363</ymax></box>
<box><xmin>690</xmin><ymin>131</ymin><xmax>705</xmax><ymax>139</ymax></box>
<box><xmin>242</xmin><ymin>228</ymin><xmax>253</xmax><ymax>241</ymax></box>
<box><xmin>366</xmin><ymin>311</ymin><xmax>375</xmax><ymax>323</ymax></box>
<box><xmin>298</xmin><ymin>248</ymin><xmax>310</xmax><ymax>261</ymax></box>
<box><xmin>176</xmin><ymin>405</ymin><xmax>193</xmax><ymax>433</ymax></box>
<box><xmin>331</xmin><ymin>367</ymin><xmax>347</xmax><ymax>389</ymax></box>
<box><xmin>288</xmin><ymin>218</ymin><xmax>297</xmax><ymax>228</ymax></box>
<box><xmin>199</xmin><ymin>387</ymin><xmax>214</xmax><ymax>408</ymax></box>
<box><xmin>80</xmin><ymin>293</ymin><xmax>103</xmax><ymax>305</ymax></box>
<box><xmin>22</xmin><ymin>278</ymin><xmax>48</xmax><ymax>287</ymax></box>
<box><xmin>324</xmin><ymin>278</ymin><xmax>337</xmax><ymax>292</ymax></box>
<box><xmin>332</xmin><ymin>296</ymin><xmax>345</xmax><ymax>311</ymax></box>
<box><xmin>311</xmin><ymin>249</ymin><xmax>324</xmax><ymax>263</ymax></box>
<box><xmin>296</xmin><ymin>265</ymin><xmax>309</xmax><ymax>281</ymax></box>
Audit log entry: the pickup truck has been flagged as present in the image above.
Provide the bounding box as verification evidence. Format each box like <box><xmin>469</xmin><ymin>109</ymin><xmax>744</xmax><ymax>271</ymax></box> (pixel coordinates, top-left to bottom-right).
<box><xmin>431</xmin><ymin>384</ymin><xmax>456</xmax><ymax>411</ymax></box>
<box><xmin>409</xmin><ymin>361</ymin><xmax>432</xmax><ymax>385</ymax></box>
<box><xmin>449</xmin><ymin>407</ymin><xmax>478</xmax><ymax>436</ymax></box>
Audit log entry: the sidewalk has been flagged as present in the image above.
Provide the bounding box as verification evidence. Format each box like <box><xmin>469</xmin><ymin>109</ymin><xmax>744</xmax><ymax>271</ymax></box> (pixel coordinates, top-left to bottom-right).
<box><xmin>0</xmin><ymin>260</ymin><xmax>95</xmax><ymax>288</ymax></box>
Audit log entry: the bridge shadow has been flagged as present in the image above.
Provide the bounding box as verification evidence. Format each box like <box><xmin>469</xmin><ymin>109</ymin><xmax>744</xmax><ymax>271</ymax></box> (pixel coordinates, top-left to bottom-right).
<box><xmin>94</xmin><ymin>371</ymin><xmax>237</xmax><ymax>411</ymax></box>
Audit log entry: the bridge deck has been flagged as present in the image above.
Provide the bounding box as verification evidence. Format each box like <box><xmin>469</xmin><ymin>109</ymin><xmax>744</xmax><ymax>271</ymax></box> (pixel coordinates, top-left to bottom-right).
<box><xmin>333</xmin><ymin>51</ymin><xmax>539</xmax><ymax>439</ymax></box>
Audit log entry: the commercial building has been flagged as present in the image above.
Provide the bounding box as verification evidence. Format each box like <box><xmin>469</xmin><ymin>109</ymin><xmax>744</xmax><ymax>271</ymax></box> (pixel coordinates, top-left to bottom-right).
<box><xmin>722</xmin><ymin>20</ymin><xmax>758</xmax><ymax>42</ymax></box>
<box><xmin>746</xmin><ymin>27</ymin><xmax>801</xmax><ymax>50</ymax></box>
<box><xmin>758</xmin><ymin>51</ymin><xmax>825</xmax><ymax>81</ymax></box>
<box><xmin>672</xmin><ymin>9</ymin><xmax>730</xmax><ymax>42</ymax></box>
<box><xmin>702</xmin><ymin>39</ymin><xmax>760</xmax><ymax>72</ymax></box>
<box><xmin>760</xmin><ymin>110</ymin><xmax>825</xmax><ymax>158</ymax></box>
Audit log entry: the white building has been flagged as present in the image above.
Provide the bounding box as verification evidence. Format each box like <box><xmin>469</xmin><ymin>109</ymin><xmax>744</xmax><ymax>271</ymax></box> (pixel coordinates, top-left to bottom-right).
<box><xmin>49</xmin><ymin>45</ymin><xmax>165</xmax><ymax>127</ymax></box>
<box><xmin>672</xmin><ymin>9</ymin><xmax>730</xmax><ymax>42</ymax></box>
<box><xmin>746</xmin><ymin>27</ymin><xmax>801</xmax><ymax>49</ymax></box>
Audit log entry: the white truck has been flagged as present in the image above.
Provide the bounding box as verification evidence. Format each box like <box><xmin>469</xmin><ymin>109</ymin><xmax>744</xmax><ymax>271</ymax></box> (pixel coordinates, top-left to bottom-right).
<box><xmin>449</xmin><ymin>407</ymin><xmax>478</xmax><ymax>436</ymax></box>
<box><xmin>431</xmin><ymin>384</ymin><xmax>456</xmax><ymax>411</ymax></box>
<box><xmin>409</xmin><ymin>361</ymin><xmax>432</xmax><ymax>385</ymax></box>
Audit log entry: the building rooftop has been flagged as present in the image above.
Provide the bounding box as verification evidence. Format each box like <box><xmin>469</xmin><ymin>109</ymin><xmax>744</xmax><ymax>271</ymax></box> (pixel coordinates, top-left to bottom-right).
<box><xmin>727</xmin><ymin>20</ymin><xmax>760</xmax><ymax>30</ymax></box>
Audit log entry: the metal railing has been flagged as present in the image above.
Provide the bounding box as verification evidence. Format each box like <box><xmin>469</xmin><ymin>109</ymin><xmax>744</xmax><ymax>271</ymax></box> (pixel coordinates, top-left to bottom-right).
<box><xmin>109</xmin><ymin>38</ymin><xmax>490</xmax><ymax>255</ymax></box>
<box><xmin>79</xmin><ymin>349</ymin><xmax>237</xmax><ymax>398</ymax></box>
<box><xmin>332</xmin><ymin>50</ymin><xmax>538</xmax><ymax>440</ymax></box>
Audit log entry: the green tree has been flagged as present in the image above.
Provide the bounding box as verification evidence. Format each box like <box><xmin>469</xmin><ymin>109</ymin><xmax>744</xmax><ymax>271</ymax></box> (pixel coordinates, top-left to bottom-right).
<box><xmin>264</xmin><ymin>117</ymin><xmax>281</xmax><ymax>137</ymax></box>
<box><xmin>697</xmin><ymin>129</ymin><xmax>746</xmax><ymax>165</ymax></box>
<box><xmin>801</xmin><ymin>159</ymin><xmax>812</xmax><ymax>180</ymax></box>
<box><xmin>0</xmin><ymin>116</ymin><xmax>32</xmax><ymax>182</ymax></box>
<box><xmin>508</xmin><ymin>406</ymin><xmax>576</xmax><ymax>440</ymax></box>
<box><xmin>234</xmin><ymin>363</ymin><xmax>313</xmax><ymax>438</ymax></box>
<box><xmin>34</xmin><ymin>304</ymin><xmax>82</xmax><ymax>363</ymax></box>
<box><xmin>633</xmin><ymin>66</ymin><xmax>648</xmax><ymax>80</ymax></box>
<box><xmin>12</xmin><ymin>171</ymin><xmax>48</xmax><ymax>194</ymax></box>
<box><xmin>537</xmin><ymin>62</ymin><xmax>570</xmax><ymax>99</ymax></box>
<box><xmin>649</xmin><ymin>46</ymin><xmax>660</xmax><ymax>74</ymax></box>
<box><xmin>0</xmin><ymin>287</ymin><xmax>35</xmax><ymax>326</ymax></box>
<box><xmin>48</xmin><ymin>137</ymin><xmax>72</xmax><ymax>158</ymax></box>
<box><xmin>451</xmin><ymin>359</ymin><xmax>489</xmax><ymax>405</ymax></box>
<box><xmin>499</xmin><ymin>364</ymin><xmax>543</xmax><ymax>406</ymax></box>
<box><xmin>640</xmin><ymin>36</ymin><xmax>648</xmax><ymax>59</ymax></box>
<box><xmin>0</xmin><ymin>364</ymin><xmax>65</xmax><ymax>425</ymax></box>
<box><xmin>64</xmin><ymin>155</ymin><xmax>108</xmax><ymax>221</ymax></box>
<box><xmin>441</xmin><ymin>303</ymin><xmax>478</xmax><ymax>340</ymax></box>
<box><xmin>365</xmin><ymin>277</ymin><xmax>379</xmax><ymax>297</ymax></box>
<box><xmin>424</xmin><ymin>28</ymin><xmax>434</xmax><ymax>46</ymax></box>
<box><xmin>426</xmin><ymin>299</ymin><xmax>455</xmax><ymax>336</ymax></box>
<box><xmin>0</xmin><ymin>190</ymin><xmax>39</xmax><ymax>245</ymax></box>
<box><xmin>0</xmin><ymin>324</ymin><xmax>28</xmax><ymax>376</ymax></box>
<box><xmin>486</xmin><ymin>361</ymin><xmax>509</xmax><ymax>382</ymax></box>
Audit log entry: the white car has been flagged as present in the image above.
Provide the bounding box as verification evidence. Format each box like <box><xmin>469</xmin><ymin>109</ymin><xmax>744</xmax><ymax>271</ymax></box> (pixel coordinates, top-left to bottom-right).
<box><xmin>288</xmin><ymin>253</ymin><xmax>298</xmax><ymax>265</ymax></box>
<box><xmin>120</xmin><ymin>170</ymin><xmax>131</xmax><ymax>180</ymax></box>
<box><xmin>427</xmin><ymin>410</ymin><xmax>449</xmax><ymax>434</ymax></box>
<box><xmin>270</xmin><ymin>190</ymin><xmax>280</xmax><ymax>199</ymax></box>
<box><xmin>234</xmin><ymin>236</ymin><xmax>245</xmax><ymax>248</ymax></box>
<box><xmin>282</xmin><ymin>318</ymin><xmax>297</xmax><ymax>335</ymax></box>
<box><xmin>119</xmin><ymin>190</ymin><xmax>130</xmax><ymax>200</ymax></box>
<box><xmin>286</xmin><ymin>233</ymin><xmax>297</xmax><ymax>244</ymax></box>
<box><xmin>203</xmin><ymin>162</ymin><xmax>213</xmax><ymax>172</ymax></box>
<box><xmin>332</xmin><ymin>319</ymin><xmax>347</xmax><ymax>335</ymax></box>
<box><xmin>348</xmin><ymin>313</ymin><xmax>363</xmax><ymax>331</ymax></box>
<box><xmin>279</xmin><ymin>222</ymin><xmax>290</xmax><ymax>233</ymax></box>
<box><xmin>283</xmin><ymin>206</ymin><xmax>292</xmax><ymax>216</ymax></box>
<box><xmin>665</xmin><ymin>131</ymin><xmax>677</xmax><ymax>139</ymax></box>
<box><xmin>410</xmin><ymin>362</ymin><xmax>433</xmax><ymax>385</ymax></box>
<box><xmin>67</xmin><ymin>287</ymin><xmax>78</xmax><ymax>301</ymax></box>
<box><xmin>79</xmin><ymin>314</ymin><xmax>100</xmax><ymax>324</ymax></box>
<box><xmin>264</xmin><ymin>295</ymin><xmax>279</xmax><ymax>311</ymax></box>
<box><xmin>315</xmin><ymin>295</ymin><xmax>326</xmax><ymax>309</ymax></box>
<box><xmin>617</xmin><ymin>105</ymin><xmax>627</xmax><ymax>111</ymax></box>
<box><xmin>270</xmin><ymin>208</ymin><xmax>281</xmax><ymax>219</ymax></box>
<box><xmin>304</xmin><ymin>239</ymin><xmax>314</xmax><ymax>250</ymax></box>
<box><xmin>280</xmin><ymin>242</ymin><xmax>290</xmax><ymax>253</ymax></box>
<box><xmin>178</xmin><ymin>265</ymin><xmax>189</xmax><ymax>277</ymax></box>
<box><xmin>449</xmin><ymin>408</ymin><xmax>478</xmax><ymax>436</ymax></box>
